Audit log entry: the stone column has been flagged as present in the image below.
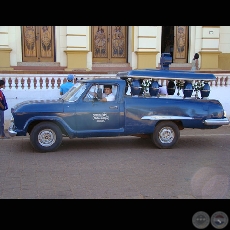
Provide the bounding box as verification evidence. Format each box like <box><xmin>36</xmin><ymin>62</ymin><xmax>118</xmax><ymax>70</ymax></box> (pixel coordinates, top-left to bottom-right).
<box><xmin>64</xmin><ymin>26</ymin><xmax>90</xmax><ymax>71</ymax></box>
<box><xmin>217</xmin><ymin>26</ymin><xmax>230</xmax><ymax>70</ymax></box>
<box><xmin>133</xmin><ymin>26</ymin><xmax>159</xmax><ymax>69</ymax></box>
<box><xmin>199</xmin><ymin>26</ymin><xmax>221</xmax><ymax>70</ymax></box>
<box><xmin>0</xmin><ymin>26</ymin><xmax>13</xmax><ymax>70</ymax></box>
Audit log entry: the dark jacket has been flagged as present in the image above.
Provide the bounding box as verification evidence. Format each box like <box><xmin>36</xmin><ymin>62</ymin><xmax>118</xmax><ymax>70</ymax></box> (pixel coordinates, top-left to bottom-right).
<box><xmin>0</xmin><ymin>90</ymin><xmax>8</xmax><ymax>111</ymax></box>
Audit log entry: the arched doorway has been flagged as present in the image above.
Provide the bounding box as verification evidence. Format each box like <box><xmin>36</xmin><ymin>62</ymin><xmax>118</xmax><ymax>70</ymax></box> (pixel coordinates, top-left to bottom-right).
<box><xmin>21</xmin><ymin>26</ymin><xmax>55</xmax><ymax>62</ymax></box>
<box><xmin>91</xmin><ymin>26</ymin><xmax>128</xmax><ymax>63</ymax></box>
<box><xmin>161</xmin><ymin>26</ymin><xmax>189</xmax><ymax>63</ymax></box>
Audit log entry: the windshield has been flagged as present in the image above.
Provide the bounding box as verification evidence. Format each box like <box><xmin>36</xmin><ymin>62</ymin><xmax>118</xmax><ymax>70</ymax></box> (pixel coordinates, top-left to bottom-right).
<box><xmin>61</xmin><ymin>83</ymin><xmax>87</xmax><ymax>102</ymax></box>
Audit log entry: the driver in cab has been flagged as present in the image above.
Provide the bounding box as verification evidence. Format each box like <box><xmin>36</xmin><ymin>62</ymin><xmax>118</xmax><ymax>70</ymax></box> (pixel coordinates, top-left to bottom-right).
<box><xmin>87</xmin><ymin>84</ymin><xmax>115</xmax><ymax>102</ymax></box>
<box><xmin>101</xmin><ymin>85</ymin><xmax>115</xmax><ymax>102</ymax></box>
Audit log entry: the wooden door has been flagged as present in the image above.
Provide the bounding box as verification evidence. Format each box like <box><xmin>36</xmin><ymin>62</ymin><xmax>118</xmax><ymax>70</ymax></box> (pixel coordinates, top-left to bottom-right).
<box><xmin>173</xmin><ymin>26</ymin><xmax>188</xmax><ymax>63</ymax></box>
<box><xmin>22</xmin><ymin>26</ymin><xmax>55</xmax><ymax>62</ymax></box>
<box><xmin>92</xmin><ymin>26</ymin><xmax>127</xmax><ymax>63</ymax></box>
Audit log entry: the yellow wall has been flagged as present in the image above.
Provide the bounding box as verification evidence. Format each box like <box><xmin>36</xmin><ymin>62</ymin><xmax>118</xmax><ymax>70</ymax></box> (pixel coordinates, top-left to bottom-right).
<box><xmin>64</xmin><ymin>50</ymin><xmax>89</xmax><ymax>71</ymax></box>
<box><xmin>136</xmin><ymin>51</ymin><xmax>159</xmax><ymax>69</ymax></box>
<box><xmin>0</xmin><ymin>48</ymin><xmax>13</xmax><ymax>70</ymax></box>
<box><xmin>199</xmin><ymin>51</ymin><xmax>221</xmax><ymax>70</ymax></box>
<box><xmin>218</xmin><ymin>53</ymin><xmax>230</xmax><ymax>70</ymax></box>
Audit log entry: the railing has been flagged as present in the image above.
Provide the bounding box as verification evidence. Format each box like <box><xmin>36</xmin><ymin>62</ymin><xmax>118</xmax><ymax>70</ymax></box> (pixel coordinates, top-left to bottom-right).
<box><xmin>0</xmin><ymin>73</ymin><xmax>229</xmax><ymax>89</ymax></box>
<box><xmin>0</xmin><ymin>74</ymin><xmax>119</xmax><ymax>90</ymax></box>
<box><xmin>213</xmin><ymin>74</ymin><xmax>230</xmax><ymax>86</ymax></box>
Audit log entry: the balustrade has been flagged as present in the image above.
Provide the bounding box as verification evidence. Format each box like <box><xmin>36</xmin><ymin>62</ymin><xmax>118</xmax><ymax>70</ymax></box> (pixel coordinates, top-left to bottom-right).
<box><xmin>0</xmin><ymin>74</ymin><xmax>119</xmax><ymax>90</ymax></box>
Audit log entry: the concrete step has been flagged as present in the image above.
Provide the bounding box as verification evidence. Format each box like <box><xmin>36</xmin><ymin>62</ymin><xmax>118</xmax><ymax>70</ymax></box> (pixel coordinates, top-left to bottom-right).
<box><xmin>12</xmin><ymin>62</ymin><xmax>65</xmax><ymax>71</ymax></box>
<box><xmin>170</xmin><ymin>63</ymin><xmax>192</xmax><ymax>67</ymax></box>
<box><xmin>92</xmin><ymin>63</ymin><xmax>132</xmax><ymax>73</ymax></box>
<box><xmin>169</xmin><ymin>63</ymin><xmax>192</xmax><ymax>70</ymax></box>
<box><xmin>157</xmin><ymin>63</ymin><xmax>192</xmax><ymax>70</ymax></box>
<box><xmin>12</xmin><ymin>66</ymin><xmax>66</xmax><ymax>71</ymax></box>
<box><xmin>17</xmin><ymin>62</ymin><xmax>61</xmax><ymax>67</ymax></box>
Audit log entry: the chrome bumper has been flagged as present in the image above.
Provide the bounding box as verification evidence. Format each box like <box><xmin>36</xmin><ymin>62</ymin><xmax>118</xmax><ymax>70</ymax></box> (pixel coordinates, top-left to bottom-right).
<box><xmin>204</xmin><ymin>118</ymin><xmax>230</xmax><ymax>126</ymax></box>
<box><xmin>8</xmin><ymin>128</ymin><xmax>17</xmax><ymax>137</ymax></box>
<box><xmin>8</xmin><ymin>121</ymin><xmax>17</xmax><ymax>137</ymax></box>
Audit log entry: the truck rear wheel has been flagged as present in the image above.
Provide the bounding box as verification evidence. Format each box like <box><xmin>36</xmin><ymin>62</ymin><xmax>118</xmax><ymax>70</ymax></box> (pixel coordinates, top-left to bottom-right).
<box><xmin>152</xmin><ymin>121</ymin><xmax>180</xmax><ymax>149</ymax></box>
<box><xmin>30</xmin><ymin>122</ymin><xmax>63</xmax><ymax>153</ymax></box>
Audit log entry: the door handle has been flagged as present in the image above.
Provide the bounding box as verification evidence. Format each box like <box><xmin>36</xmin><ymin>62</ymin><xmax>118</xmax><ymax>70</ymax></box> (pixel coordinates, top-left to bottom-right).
<box><xmin>109</xmin><ymin>106</ymin><xmax>118</xmax><ymax>109</ymax></box>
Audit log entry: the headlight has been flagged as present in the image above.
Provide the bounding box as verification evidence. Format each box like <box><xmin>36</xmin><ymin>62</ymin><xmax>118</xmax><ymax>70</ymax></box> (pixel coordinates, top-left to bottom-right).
<box><xmin>224</xmin><ymin>111</ymin><xmax>227</xmax><ymax>117</ymax></box>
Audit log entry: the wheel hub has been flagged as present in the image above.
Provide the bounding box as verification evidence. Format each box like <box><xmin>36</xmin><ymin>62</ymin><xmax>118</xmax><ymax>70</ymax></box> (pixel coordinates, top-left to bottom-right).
<box><xmin>38</xmin><ymin>129</ymin><xmax>56</xmax><ymax>147</ymax></box>
<box><xmin>159</xmin><ymin>127</ymin><xmax>175</xmax><ymax>143</ymax></box>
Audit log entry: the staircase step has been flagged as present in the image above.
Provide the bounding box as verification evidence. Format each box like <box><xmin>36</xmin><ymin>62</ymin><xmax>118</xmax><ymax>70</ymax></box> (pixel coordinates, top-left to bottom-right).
<box><xmin>157</xmin><ymin>62</ymin><xmax>192</xmax><ymax>70</ymax></box>
<box><xmin>17</xmin><ymin>62</ymin><xmax>61</xmax><ymax>67</ymax></box>
<box><xmin>92</xmin><ymin>63</ymin><xmax>132</xmax><ymax>73</ymax></box>
<box><xmin>92</xmin><ymin>63</ymin><xmax>131</xmax><ymax>67</ymax></box>
<box><xmin>13</xmin><ymin>66</ymin><xmax>66</xmax><ymax>71</ymax></box>
<box><xmin>13</xmin><ymin>62</ymin><xmax>64</xmax><ymax>71</ymax></box>
<box><xmin>170</xmin><ymin>63</ymin><xmax>192</xmax><ymax>67</ymax></box>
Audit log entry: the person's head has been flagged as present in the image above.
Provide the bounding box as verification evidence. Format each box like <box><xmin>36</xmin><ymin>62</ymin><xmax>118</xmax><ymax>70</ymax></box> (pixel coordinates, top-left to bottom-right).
<box><xmin>104</xmin><ymin>85</ymin><xmax>112</xmax><ymax>95</ymax></box>
<box><xmin>0</xmin><ymin>80</ymin><xmax>5</xmax><ymax>88</ymax></box>
<box><xmin>194</xmin><ymin>53</ymin><xmax>199</xmax><ymax>60</ymax></box>
<box><xmin>67</xmin><ymin>74</ymin><xmax>74</xmax><ymax>82</ymax></box>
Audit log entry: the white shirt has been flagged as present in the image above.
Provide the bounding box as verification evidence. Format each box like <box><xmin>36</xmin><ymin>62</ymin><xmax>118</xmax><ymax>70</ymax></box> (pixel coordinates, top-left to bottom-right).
<box><xmin>102</xmin><ymin>93</ymin><xmax>115</xmax><ymax>101</ymax></box>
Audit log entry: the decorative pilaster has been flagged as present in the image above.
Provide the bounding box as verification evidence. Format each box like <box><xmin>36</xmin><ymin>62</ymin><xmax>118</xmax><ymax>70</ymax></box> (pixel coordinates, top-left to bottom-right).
<box><xmin>134</xmin><ymin>26</ymin><xmax>159</xmax><ymax>69</ymax></box>
<box><xmin>200</xmin><ymin>26</ymin><xmax>221</xmax><ymax>70</ymax></box>
<box><xmin>136</xmin><ymin>51</ymin><xmax>159</xmax><ymax>69</ymax></box>
<box><xmin>0</xmin><ymin>48</ymin><xmax>13</xmax><ymax>70</ymax></box>
<box><xmin>64</xmin><ymin>26</ymin><xmax>90</xmax><ymax>71</ymax></box>
<box><xmin>218</xmin><ymin>53</ymin><xmax>230</xmax><ymax>70</ymax></box>
<box><xmin>0</xmin><ymin>26</ymin><xmax>13</xmax><ymax>70</ymax></box>
<box><xmin>64</xmin><ymin>50</ymin><xmax>89</xmax><ymax>71</ymax></box>
<box><xmin>199</xmin><ymin>51</ymin><xmax>221</xmax><ymax>70</ymax></box>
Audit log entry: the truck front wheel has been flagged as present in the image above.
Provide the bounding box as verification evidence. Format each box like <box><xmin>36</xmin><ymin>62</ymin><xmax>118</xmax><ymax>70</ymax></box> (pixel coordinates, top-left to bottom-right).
<box><xmin>152</xmin><ymin>121</ymin><xmax>180</xmax><ymax>149</ymax></box>
<box><xmin>30</xmin><ymin>122</ymin><xmax>63</xmax><ymax>153</ymax></box>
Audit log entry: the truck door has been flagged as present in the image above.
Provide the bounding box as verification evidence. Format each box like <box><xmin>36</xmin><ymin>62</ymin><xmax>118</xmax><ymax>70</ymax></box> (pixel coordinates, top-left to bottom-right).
<box><xmin>76</xmin><ymin>84</ymin><xmax>123</xmax><ymax>136</ymax></box>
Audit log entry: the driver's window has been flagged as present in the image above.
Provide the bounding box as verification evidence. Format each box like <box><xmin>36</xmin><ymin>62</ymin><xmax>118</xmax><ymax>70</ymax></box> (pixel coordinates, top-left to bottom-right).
<box><xmin>84</xmin><ymin>84</ymin><xmax>101</xmax><ymax>101</ymax></box>
<box><xmin>83</xmin><ymin>84</ymin><xmax>117</xmax><ymax>102</ymax></box>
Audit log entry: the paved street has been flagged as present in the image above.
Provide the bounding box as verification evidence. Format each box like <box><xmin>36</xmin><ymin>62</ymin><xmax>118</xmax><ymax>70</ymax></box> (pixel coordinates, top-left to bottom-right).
<box><xmin>0</xmin><ymin>126</ymin><xmax>230</xmax><ymax>199</ymax></box>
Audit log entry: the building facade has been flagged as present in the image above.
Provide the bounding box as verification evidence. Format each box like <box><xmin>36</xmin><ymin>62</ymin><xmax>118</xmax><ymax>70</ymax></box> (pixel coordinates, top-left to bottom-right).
<box><xmin>0</xmin><ymin>26</ymin><xmax>230</xmax><ymax>71</ymax></box>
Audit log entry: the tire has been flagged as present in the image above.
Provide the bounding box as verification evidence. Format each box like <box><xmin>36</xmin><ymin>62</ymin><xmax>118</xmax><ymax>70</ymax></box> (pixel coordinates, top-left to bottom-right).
<box><xmin>30</xmin><ymin>122</ymin><xmax>63</xmax><ymax>153</ymax></box>
<box><xmin>151</xmin><ymin>121</ymin><xmax>180</xmax><ymax>149</ymax></box>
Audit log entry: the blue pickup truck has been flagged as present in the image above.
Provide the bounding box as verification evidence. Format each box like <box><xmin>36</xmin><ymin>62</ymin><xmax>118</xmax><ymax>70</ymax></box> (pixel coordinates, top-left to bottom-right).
<box><xmin>8</xmin><ymin>69</ymin><xmax>229</xmax><ymax>152</ymax></box>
